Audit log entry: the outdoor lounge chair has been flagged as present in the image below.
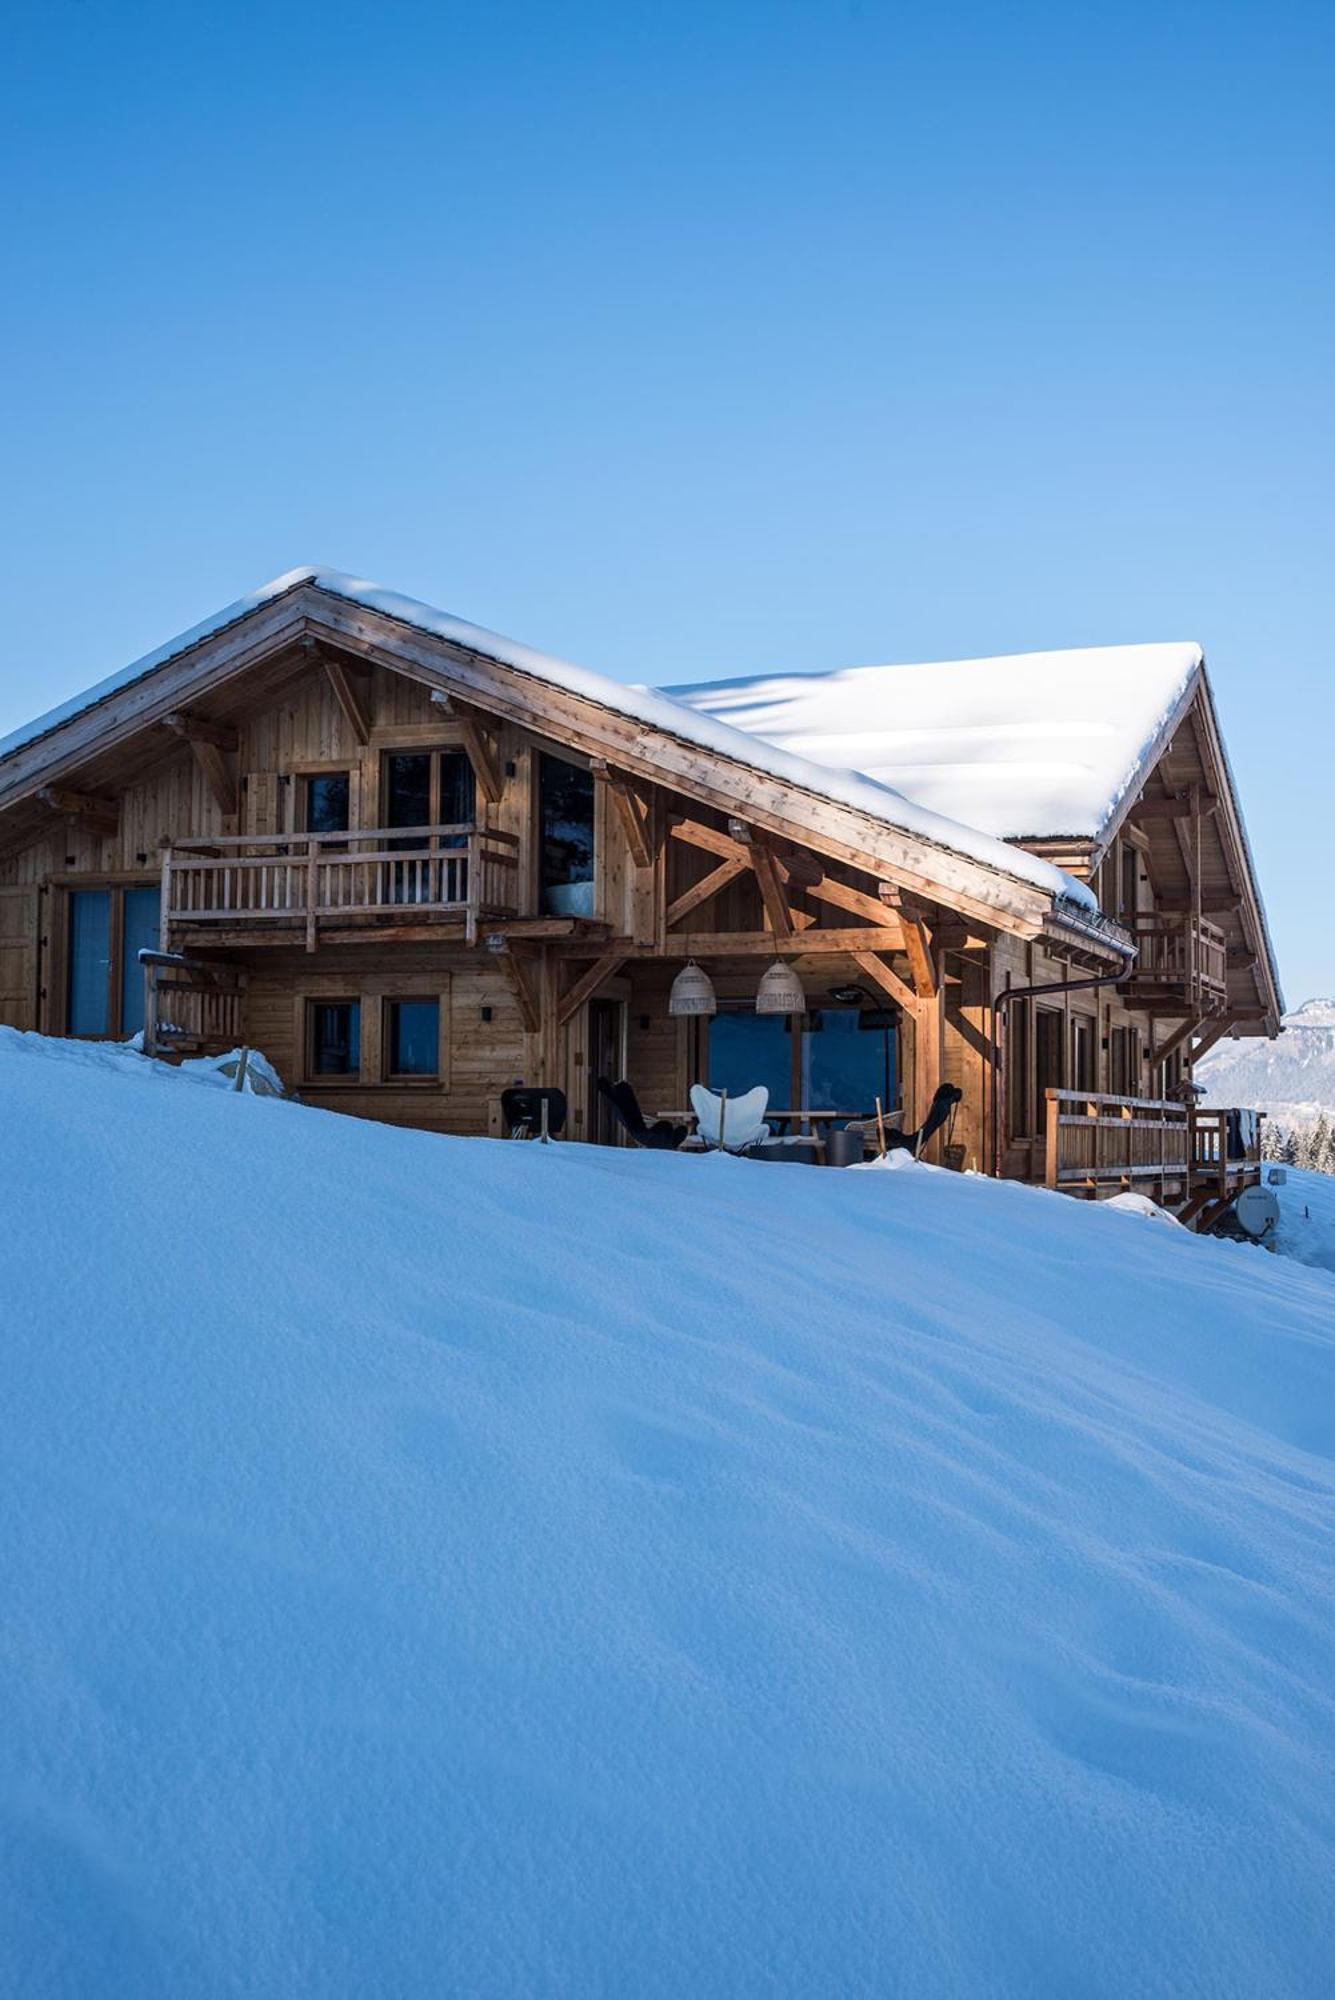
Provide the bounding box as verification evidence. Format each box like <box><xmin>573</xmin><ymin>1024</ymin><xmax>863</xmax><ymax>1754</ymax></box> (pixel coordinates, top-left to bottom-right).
<box><xmin>882</xmin><ymin>1082</ymin><xmax>963</xmax><ymax>1158</ymax></box>
<box><xmin>689</xmin><ymin>1083</ymin><xmax>771</xmax><ymax>1154</ymax></box>
<box><xmin>501</xmin><ymin>1086</ymin><xmax>568</xmax><ymax>1141</ymax></box>
<box><xmin>596</xmin><ymin>1078</ymin><xmax>690</xmax><ymax>1151</ymax></box>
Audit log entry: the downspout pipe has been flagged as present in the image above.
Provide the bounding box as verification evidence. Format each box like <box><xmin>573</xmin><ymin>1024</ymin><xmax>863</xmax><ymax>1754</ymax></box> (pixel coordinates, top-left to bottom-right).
<box><xmin>989</xmin><ymin>940</ymin><xmax>1138</xmax><ymax>1177</ymax></box>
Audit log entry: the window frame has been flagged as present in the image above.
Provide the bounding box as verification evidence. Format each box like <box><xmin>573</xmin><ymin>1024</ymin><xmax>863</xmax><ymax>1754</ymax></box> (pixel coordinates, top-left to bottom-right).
<box><xmin>303</xmin><ymin>996</ymin><xmax>363</xmax><ymax>1084</ymax></box>
<box><xmin>51</xmin><ymin>874</ymin><xmax>162</xmax><ymax>1041</ymax></box>
<box><xmin>382</xmin><ymin>995</ymin><xmax>445</xmax><ymax>1084</ymax></box>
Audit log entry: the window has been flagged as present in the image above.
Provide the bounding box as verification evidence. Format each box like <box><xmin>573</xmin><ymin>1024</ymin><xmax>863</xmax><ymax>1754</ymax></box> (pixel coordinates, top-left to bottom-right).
<box><xmin>1006</xmin><ymin>998</ymin><xmax>1032</xmax><ymax>1138</ymax></box>
<box><xmin>383</xmin><ymin>749</ymin><xmax>475</xmax><ymax>902</ymax></box>
<box><xmin>1120</xmin><ymin>842</ymin><xmax>1139</xmax><ymax>922</ymax></box>
<box><xmin>1109</xmin><ymin>1024</ymin><xmax>1140</xmax><ymax>1096</ymax></box>
<box><xmin>1070</xmin><ymin>1015</ymin><xmax>1096</xmax><ymax>1093</ymax></box>
<box><xmin>1035</xmin><ymin>1006</ymin><xmax>1064</xmax><ymax>1113</ymax></box>
<box><xmin>538</xmin><ymin>754</ymin><xmax>595</xmax><ymax>917</ymax></box>
<box><xmin>66</xmin><ymin>883</ymin><xmax>161</xmax><ymax>1040</ymax></box>
<box><xmin>307</xmin><ymin>1000</ymin><xmax>360</xmax><ymax>1077</ymax></box>
<box><xmin>705</xmin><ymin>1005</ymin><xmax>899</xmax><ymax>1124</ymax></box>
<box><xmin>385</xmin><ymin>998</ymin><xmax>440</xmax><ymax>1079</ymax></box>
<box><xmin>384</xmin><ymin>750</ymin><xmax>474</xmax><ymax>839</ymax></box>
<box><xmin>301</xmin><ymin>771</ymin><xmax>350</xmax><ymax>839</ymax></box>
<box><xmin>707</xmin><ymin>1009</ymin><xmax>792</xmax><ymax>1112</ymax></box>
<box><xmin>801</xmin><ymin>1008</ymin><xmax>897</xmax><ymax>1118</ymax></box>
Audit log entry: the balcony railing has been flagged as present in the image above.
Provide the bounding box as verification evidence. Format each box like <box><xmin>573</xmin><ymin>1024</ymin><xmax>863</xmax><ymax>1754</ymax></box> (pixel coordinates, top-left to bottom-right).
<box><xmin>163</xmin><ymin>824</ymin><xmax>520</xmax><ymax>947</ymax></box>
<box><xmin>1044</xmin><ymin>1089</ymin><xmax>1191</xmax><ymax>1191</ymax></box>
<box><xmin>1126</xmin><ymin>915</ymin><xmax>1228</xmax><ymax>1009</ymax></box>
<box><xmin>141</xmin><ymin>950</ymin><xmax>247</xmax><ymax>1057</ymax></box>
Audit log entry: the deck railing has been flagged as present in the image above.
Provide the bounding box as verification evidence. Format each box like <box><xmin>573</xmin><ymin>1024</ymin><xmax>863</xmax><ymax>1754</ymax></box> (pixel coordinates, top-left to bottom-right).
<box><xmin>1044</xmin><ymin>1089</ymin><xmax>1191</xmax><ymax>1190</ymax></box>
<box><xmin>1190</xmin><ymin>1105</ymin><xmax>1265</xmax><ymax>1183</ymax></box>
<box><xmin>141</xmin><ymin>950</ymin><xmax>247</xmax><ymax>1057</ymax></box>
<box><xmin>163</xmin><ymin>824</ymin><xmax>520</xmax><ymax>946</ymax></box>
<box><xmin>1128</xmin><ymin>915</ymin><xmax>1228</xmax><ymax>1009</ymax></box>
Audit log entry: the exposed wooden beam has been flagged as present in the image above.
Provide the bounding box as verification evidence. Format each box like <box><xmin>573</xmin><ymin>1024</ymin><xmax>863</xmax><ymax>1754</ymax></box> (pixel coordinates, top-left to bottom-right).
<box><xmin>781</xmin><ymin>864</ymin><xmax>906</xmax><ymax>933</ymax></box>
<box><xmin>557</xmin><ymin>952</ymin><xmax>627</xmax><ymax>1026</ymax></box>
<box><xmin>1152</xmin><ymin>1015</ymin><xmax>1205</xmax><ymax>1066</ymax></box>
<box><xmin>850</xmin><ymin>950</ymin><xmax>921</xmax><ymax>1015</ymax></box>
<box><xmin>1130</xmin><ymin>793</ymin><xmax>1219</xmax><ymax>821</ymax></box>
<box><xmin>669</xmin><ymin>817</ymin><xmax>749</xmax><ymax>865</ymax></box>
<box><xmin>163</xmin><ymin>710</ymin><xmax>238</xmax><ymax>752</ymax></box>
<box><xmin>37</xmin><ymin>786</ymin><xmax>119</xmax><ymax>837</ymax></box>
<box><xmin>880</xmin><ymin>887</ymin><xmax>938</xmax><ymax>999</ymax></box>
<box><xmin>323</xmin><ymin>657</ymin><xmax>373</xmax><ymax>746</ymax></box>
<box><xmin>552</xmin><ymin>925</ymin><xmax>907</xmax><ymax>958</ymax></box>
<box><xmin>1189</xmin><ymin>1016</ymin><xmax>1240</xmax><ymax>1065</ymax></box>
<box><xmin>430</xmin><ymin>690</ymin><xmax>504</xmax><ymax>802</ymax></box>
<box><xmin>666</xmin><ymin>856</ymin><xmax>748</xmax><ymax>929</ymax></box>
<box><xmin>1157</xmin><ymin>894</ymin><xmax>1244</xmax><ymax>917</ymax></box>
<box><xmin>487</xmin><ymin>941</ymin><xmax>541</xmax><ymax>1033</ymax></box>
<box><xmin>749</xmin><ymin>842</ymin><xmax>793</xmax><ymax>937</ymax></box>
<box><xmin>591</xmin><ymin>760</ymin><xmax>653</xmax><ymax>868</ymax></box>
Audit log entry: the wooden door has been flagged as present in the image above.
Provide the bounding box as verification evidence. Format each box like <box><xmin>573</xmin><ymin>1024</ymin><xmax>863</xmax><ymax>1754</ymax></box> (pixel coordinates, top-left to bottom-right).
<box><xmin>0</xmin><ymin>885</ymin><xmax>38</xmax><ymax>1030</ymax></box>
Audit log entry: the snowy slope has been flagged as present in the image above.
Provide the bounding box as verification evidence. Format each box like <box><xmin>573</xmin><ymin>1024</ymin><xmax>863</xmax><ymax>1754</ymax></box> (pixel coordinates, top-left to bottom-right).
<box><xmin>1198</xmin><ymin>999</ymin><xmax>1335</xmax><ymax>1128</ymax></box>
<box><xmin>664</xmin><ymin>643</ymin><xmax>1201</xmax><ymax>840</ymax></box>
<box><xmin>1275</xmin><ymin>1165</ymin><xmax>1335</xmax><ymax>1276</ymax></box>
<box><xmin>3</xmin><ymin>1032</ymin><xmax>1334</xmax><ymax>1999</ymax></box>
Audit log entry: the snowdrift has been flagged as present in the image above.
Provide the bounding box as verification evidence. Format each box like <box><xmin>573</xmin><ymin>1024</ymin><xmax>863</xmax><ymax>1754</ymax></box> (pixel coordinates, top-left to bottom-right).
<box><xmin>2</xmin><ymin>1030</ymin><xmax>1334</xmax><ymax>1998</ymax></box>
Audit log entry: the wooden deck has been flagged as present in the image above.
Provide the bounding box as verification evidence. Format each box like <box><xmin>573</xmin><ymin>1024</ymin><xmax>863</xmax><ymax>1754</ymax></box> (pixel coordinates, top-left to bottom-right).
<box><xmin>162</xmin><ymin>824</ymin><xmax>519</xmax><ymax>950</ymax></box>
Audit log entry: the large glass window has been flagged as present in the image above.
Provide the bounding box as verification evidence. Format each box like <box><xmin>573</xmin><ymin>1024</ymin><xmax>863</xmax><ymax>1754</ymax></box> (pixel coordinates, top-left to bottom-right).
<box><xmin>67</xmin><ymin>883</ymin><xmax>161</xmax><ymax>1040</ymax></box>
<box><xmin>708</xmin><ymin>1010</ymin><xmax>791</xmax><ymax>1111</ymax></box>
<box><xmin>802</xmin><ymin>1009</ymin><xmax>897</xmax><ymax>1117</ymax></box>
<box><xmin>538</xmin><ymin>755</ymin><xmax>595</xmax><ymax>917</ymax></box>
<box><xmin>385</xmin><ymin>999</ymin><xmax>439</xmax><ymax>1078</ymax></box>
<box><xmin>308</xmin><ymin>1000</ymin><xmax>360</xmax><ymax>1077</ymax></box>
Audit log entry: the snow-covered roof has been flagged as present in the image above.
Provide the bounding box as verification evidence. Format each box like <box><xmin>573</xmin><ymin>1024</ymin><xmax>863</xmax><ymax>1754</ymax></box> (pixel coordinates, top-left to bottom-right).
<box><xmin>664</xmin><ymin>643</ymin><xmax>1204</xmax><ymax>843</ymax></box>
<box><xmin>0</xmin><ymin>568</ymin><xmax>1098</xmax><ymax>914</ymax></box>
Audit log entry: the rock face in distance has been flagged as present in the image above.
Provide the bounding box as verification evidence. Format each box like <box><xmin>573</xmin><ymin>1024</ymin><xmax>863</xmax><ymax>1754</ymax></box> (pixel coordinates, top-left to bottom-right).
<box><xmin>1198</xmin><ymin>998</ymin><xmax>1335</xmax><ymax>1129</ymax></box>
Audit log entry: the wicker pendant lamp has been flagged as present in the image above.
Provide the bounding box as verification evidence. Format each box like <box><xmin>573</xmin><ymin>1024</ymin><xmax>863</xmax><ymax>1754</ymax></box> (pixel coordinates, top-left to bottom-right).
<box><xmin>668</xmin><ymin>960</ymin><xmax>717</xmax><ymax>1017</ymax></box>
<box><xmin>756</xmin><ymin>959</ymin><xmax>806</xmax><ymax>1015</ymax></box>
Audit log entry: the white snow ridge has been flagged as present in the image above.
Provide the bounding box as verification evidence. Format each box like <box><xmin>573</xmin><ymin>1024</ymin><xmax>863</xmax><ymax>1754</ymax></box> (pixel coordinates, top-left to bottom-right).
<box><xmin>2</xmin><ymin>1029</ymin><xmax>1333</xmax><ymax>1998</ymax></box>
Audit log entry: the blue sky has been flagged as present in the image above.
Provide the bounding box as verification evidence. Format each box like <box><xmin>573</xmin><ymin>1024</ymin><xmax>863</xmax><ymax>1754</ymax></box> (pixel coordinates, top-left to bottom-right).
<box><xmin>1</xmin><ymin>0</ymin><xmax>1331</xmax><ymax>996</ymax></box>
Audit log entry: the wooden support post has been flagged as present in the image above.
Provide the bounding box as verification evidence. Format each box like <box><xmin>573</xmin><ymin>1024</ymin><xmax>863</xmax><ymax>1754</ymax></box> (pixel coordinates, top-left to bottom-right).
<box><xmin>430</xmin><ymin>690</ymin><xmax>505</xmax><ymax>803</ymax></box>
<box><xmin>591</xmin><ymin>760</ymin><xmax>654</xmax><ymax>867</ymax></box>
<box><xmin>490</xmin><ymin>942</ymin><xmax>541</xmax><ymax>1034</ymax></box>
<box><xmin>305</xmin><ymin>838</ymin><xmax>319</xmax><ymax>954</ymax></box>
<box><xmin>322</xmin><ymin>658</ymin><xmax>373</xmax><ymax>746</ymax></box>
<box><xmin>849</xmin><ymin>950</ymin><xmax>919</xmax><ymax>1015</ymax></box>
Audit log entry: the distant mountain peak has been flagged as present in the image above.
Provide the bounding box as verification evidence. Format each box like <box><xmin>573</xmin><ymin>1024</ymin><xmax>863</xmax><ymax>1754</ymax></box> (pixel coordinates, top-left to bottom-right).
<box><xmin>1283</xmin><ymin>998</ymin><xmax>1335</xmax><ymax>1029</ymax></box>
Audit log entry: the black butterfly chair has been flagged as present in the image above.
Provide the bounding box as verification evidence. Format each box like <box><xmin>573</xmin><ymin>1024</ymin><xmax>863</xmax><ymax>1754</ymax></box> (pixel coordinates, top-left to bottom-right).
<box><xmin>883</xmin><ymin>1082</ymin><xmax>963</xmax><ymax>1159</ymax></box>
<box><xmin>596</xmin><ymin>1077</ymin><xmax>689</xmax><ymax>1151</ymax></box>
<box><xmin>501</xmin><ymin>1086</ymin><xmax>568</xmax><ymax>1141</ymax></box>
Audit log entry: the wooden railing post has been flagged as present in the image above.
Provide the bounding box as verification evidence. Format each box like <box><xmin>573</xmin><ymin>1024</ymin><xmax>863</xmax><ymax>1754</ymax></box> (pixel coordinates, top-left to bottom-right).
<box><xmin>1044</xmin><ymin>1089</ymin><xmax>1059</xmax><ymax>1187</ymax></box>
<box><xmin>305</xmin><ymin>838</ymin><xmax>319</xmax><ymax>954</ymax></box>
<box><xmin>159</xmin><ymin>843</ymin><xmax>173</xmax><ymax>951</ymax></box>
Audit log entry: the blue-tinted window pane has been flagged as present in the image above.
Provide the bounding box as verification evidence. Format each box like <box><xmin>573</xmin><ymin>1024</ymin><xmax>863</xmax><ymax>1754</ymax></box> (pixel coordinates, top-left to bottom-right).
<box><xmin>120</xmin><ymin>887</ymin><xmax>161</xmax><ymax>1038</ymax></box>
<box><xmin>802</xmin><ymin>1009</ymin><xmax>897</xmax><ymax>1118</ymax></box>
<box><xmin>310</xmin><ymin>1001</ymin><xmax>360</xmax><ymax>1075</ymax></box>
<box><xmin>539</xmin><ymin>755</ymin><xmax>595</xmax><ymax>916</ymax></box>
<box><xmin>708</xmin><ymin>1011</ymin><xmax>791</xmax><ymax>1113</ymax></box>
<box><xmin>67</xmin><ymin>889</ymin><xmax>111</xmax><ymax>1036</ymax></box>
<box><xmin>305</xmin><ymin>773</ymin><xmax>350</xmax><ymax>835</ymax></box>
<box><xmin>388</xmin><ymin>999</ymin><xmax>439</xmax><ymax>1076</ymax></box>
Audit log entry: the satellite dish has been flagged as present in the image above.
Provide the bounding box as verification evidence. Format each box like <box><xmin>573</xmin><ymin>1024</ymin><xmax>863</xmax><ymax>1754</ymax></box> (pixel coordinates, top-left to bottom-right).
<box><xmin>1234</xmin><ymin>1185</ymin><xmax>1281</xmax><ymax>1241</ymax></box>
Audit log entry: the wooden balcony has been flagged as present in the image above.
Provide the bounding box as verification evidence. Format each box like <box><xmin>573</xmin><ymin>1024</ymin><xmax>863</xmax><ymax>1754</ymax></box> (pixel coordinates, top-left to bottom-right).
<box><xmin>1124</xmin><ymin>914</ymin><xmax>1228</xmax><ymax>1010</ymax></box>
<box><xmin>141</xmin><ymin>950</ymin><xmax>247</xmax><ymax>1056</ymax></box>
<box><xmin>162</xmin><ymin>824</ymin><xmax>520</xmax><ymax>949</ymax></box>
<box><xmin>1043</xmin><ymin>1089</ymin><xmax>1190</xmax><ymax>1192</ymax></box>
<box><xmin>1044</xmin><ymin>1089</ymin><xmax>1265</xmax><ymax>1224</ymax></box>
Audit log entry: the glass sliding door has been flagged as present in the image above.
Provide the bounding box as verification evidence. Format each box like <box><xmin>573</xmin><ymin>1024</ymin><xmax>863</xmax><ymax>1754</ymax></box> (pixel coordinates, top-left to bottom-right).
<box><xmin>384</xmin><ymin>749</ymin><xmax>476</xmax><ymax>902</ymax></box>
<box><xmin>707</xmin><ymin>1010</ymin><xmax>791</xmax><ymax>1114</ymax></box>
<box><xmin>801</xmin><ymin>1008</ymin><xmax>897</xmax><ymax>1119</ymax></box>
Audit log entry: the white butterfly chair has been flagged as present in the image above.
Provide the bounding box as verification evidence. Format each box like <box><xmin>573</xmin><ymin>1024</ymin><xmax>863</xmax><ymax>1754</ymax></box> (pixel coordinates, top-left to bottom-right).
<box><xmin>689</xmin><ymin>1082</ymin><xmax>771</xmax><ymax>1154</ymax></box>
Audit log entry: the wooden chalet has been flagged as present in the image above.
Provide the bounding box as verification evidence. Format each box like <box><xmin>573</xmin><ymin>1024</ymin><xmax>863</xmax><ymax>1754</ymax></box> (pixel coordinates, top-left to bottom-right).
<box><xmin>0</xmin><ymin>572</ymin><xmax>1280</xmax><ymax>1229</ymax></box>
